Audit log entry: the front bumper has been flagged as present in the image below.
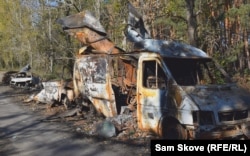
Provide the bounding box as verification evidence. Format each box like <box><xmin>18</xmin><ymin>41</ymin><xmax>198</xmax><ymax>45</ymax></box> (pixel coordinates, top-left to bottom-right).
<box><xmin>194</xmin><ymin>124</ymin><xmax>250</xmax><ymax>140</ymax></box>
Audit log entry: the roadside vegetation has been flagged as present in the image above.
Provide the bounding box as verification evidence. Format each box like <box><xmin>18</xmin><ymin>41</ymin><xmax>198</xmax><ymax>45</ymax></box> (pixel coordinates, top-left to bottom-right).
<box><xmin>0</xmin><ymin>0</ymin><xmax>250</xmax><ymax>86</ymax></box>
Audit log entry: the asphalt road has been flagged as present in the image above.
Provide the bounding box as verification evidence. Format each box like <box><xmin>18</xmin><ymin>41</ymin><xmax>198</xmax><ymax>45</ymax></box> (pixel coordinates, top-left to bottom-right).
<box><xmin>0</xmin><ymin>72</ymin><xmax>150</xmax><ymax>156</ymax></box>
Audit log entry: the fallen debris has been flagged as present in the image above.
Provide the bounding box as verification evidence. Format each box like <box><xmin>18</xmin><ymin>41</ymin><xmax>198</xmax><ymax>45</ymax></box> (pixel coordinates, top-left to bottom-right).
<box><xmin>94</xmin><ymin>120</ymin><xmax>117</xmax><ymax>138</ymax></box>
<box><xmin>24</xmin><ymin>79</ymin><xmax>75</xmax><ymax>109</ymax></box>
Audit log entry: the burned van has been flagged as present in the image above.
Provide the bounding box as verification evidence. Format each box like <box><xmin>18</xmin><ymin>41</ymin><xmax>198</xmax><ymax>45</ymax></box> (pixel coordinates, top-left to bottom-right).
<box><xmin>136</xmin><ymin>51</ymin><xmax>250</xmax><ymax>140</ymax></box>
<box><xmin>72</xmin><ymin>48</ymin><xmax>250</xmax><ymax>140</ymax></box>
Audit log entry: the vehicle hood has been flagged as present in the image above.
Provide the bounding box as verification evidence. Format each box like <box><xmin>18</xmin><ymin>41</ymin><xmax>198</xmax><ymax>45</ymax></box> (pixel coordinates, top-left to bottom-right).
<box><xmin>182</xmin><ymin>84</ymin><xmax>250</xmax><ymax>112</ymax></box>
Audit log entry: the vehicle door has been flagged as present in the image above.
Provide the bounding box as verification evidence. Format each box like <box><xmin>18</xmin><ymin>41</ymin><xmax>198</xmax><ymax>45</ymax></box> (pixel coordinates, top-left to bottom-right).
<box><xmin>137</xmin><ymin>57</ymin><xmax>169</xmax><ymax>132</ymax></box>
<box><xmin>76</xmin><ymin>55</ymin><xmax>117</xmax><ymax>117</ymax></box>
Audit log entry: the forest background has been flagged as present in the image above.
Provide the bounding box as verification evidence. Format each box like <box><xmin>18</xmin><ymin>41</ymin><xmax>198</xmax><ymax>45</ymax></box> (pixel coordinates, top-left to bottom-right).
<box><xmin>0</xmin><ymin>0</ymin><xmax>250</xmax><ymax>83</ymax></box>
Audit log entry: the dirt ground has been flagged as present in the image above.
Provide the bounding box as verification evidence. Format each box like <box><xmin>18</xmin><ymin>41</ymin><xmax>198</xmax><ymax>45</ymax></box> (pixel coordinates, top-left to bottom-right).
<box><xmin>0</xmin><ymin>71</ymin><xmax>153</xmax><ymax>155</ymax></box>
<box><xmin>1</xmin><ymin>70</ymin><xmax>250</xmax><ymax>155</ymax></box>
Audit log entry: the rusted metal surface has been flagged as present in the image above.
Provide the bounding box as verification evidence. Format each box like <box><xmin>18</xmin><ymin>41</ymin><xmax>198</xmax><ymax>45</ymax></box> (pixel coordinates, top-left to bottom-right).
<box><xmin>57</xmin><ymin>10</ymin><xmax>106</xmax><ymax>35</ymax></box>
<box><xmin>73</xmin><ymin>54</ymin><xmax>117</xmax><ymax>117</ymax></box>
<box><xmin>57</xmin><ymin>12</ymin><xmax>123</xmax><ymax>55</ymax></box>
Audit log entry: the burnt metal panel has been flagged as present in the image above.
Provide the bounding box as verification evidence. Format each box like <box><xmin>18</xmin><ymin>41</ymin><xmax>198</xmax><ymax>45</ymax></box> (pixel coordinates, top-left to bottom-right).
<box><xmin>125</xmin><ymin>2</ymin><xmax>210</xmax><ymax>59</ymax></box>
<box><xmin>57</xmin><ymin>10</ymin><xmax>106</xmax><ymax>35</ymax></box>
<box><xmin>74</xmin><ymin>55</ymin><xmax>117</xmax><ymax>117</ymax></box>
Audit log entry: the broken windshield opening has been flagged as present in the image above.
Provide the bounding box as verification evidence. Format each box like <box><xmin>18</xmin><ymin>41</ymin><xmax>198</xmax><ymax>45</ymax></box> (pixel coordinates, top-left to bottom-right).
<box><xmin>164</xmin><ymin>58</ymin><xmax>230</xmax><ymax>86</ymax></box>
<box><xmin>142</xmin><ymin>60</ymin><xmax>167</xmax><ymax>89</ymax></box>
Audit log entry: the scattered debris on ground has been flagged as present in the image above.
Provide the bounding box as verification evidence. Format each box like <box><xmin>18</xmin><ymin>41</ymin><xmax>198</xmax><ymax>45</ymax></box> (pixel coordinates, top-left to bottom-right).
<box><xmin>16</xmin><ymin>88</ymin><xmax>158</xmax><ymax>144</ymax></box>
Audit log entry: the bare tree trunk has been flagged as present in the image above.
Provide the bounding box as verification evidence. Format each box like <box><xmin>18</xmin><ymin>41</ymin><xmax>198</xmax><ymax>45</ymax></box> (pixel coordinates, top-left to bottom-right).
<box><xmin>48</xmin><ymin>6</ymin><xmax>53</xmax><ymax>73</ymax></box>
<box><xmin>224</xmin><ymin>0</ymin><xmax>231</xmax><ymax>46</ymax></box>
<box><xmin>94</xmin><ymin>0</ymin><xmax>101</xmax><ymax>20</ymax></box>
<box><xmin>185</xmin><ymin>0</ymin><xmax>197</xmax><ymax>46</ymax></box>
<box><xmin>244</xmin><ymin>28</ymin><xmax>250</xmax><ymax>70</ymax></box>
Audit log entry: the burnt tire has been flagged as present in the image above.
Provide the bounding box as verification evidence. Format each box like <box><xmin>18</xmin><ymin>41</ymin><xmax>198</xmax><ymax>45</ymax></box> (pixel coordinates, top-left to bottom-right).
<box><xmin>161</xmin><ymin>118</ymin><xmax>187</xmax><ymax>140</ymax></box>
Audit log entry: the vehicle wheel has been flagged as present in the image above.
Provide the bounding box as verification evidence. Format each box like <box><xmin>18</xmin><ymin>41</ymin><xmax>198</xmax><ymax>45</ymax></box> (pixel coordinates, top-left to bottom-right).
<box><xmin>161</xmin><ymin>118</ymin><xmax>187</xmax><ymax>140</ymax></box>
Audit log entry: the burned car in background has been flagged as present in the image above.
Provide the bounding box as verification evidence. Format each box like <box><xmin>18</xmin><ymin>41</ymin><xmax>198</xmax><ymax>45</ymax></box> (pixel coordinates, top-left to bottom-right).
<box><xmin>9</xmin><ymin>72</ymin><xmax>40</xmax><ymax>88</ymax></box>
<box><xmin>8</xmin><ymin>64</ymin><xmax>40</xmax><ymax>88</ymax></box>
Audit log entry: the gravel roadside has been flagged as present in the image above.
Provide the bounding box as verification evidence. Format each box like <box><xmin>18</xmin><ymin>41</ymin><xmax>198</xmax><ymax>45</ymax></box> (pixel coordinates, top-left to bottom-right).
<box><xmin>0</xmin><ymin>71</ymin><xmax>151</xmax><ymax>156</ymax></box>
